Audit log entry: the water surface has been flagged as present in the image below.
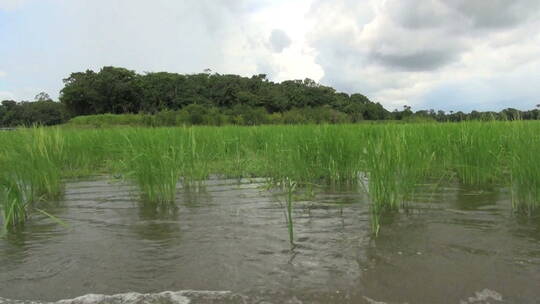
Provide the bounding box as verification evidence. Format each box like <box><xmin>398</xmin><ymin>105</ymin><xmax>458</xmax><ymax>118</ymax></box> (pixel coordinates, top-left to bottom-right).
<box><xmin>1</xmin><ymin>178</ymin><xmax>539</xmax><ymax>303</ymax></box>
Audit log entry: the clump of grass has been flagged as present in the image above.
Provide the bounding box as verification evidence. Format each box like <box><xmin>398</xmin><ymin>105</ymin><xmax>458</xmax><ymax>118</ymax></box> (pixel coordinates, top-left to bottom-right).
<box><xmin>25</xmin><ymin>127</ymin><xmax>65</xmax><ymax>200</ymax></box>
<box><xmin>0</xmin><ymin>127</ymin><xmax>66</xmax><ymax>231</ymax></box>
<box><xmin>363</xmin><ymin>126</ymin><xmax>434</xmax><ymax>234</ymax></box>
<box><xmin>262</xmin><ymin>125</ymin><xmax>363</xmax><ymax>186</ymax></box>
<box><xmin>447</xmin><ymin>122</ymin><xmax>507</xmax><ymax>185</ymax></box>
<box><xmin>123</xmin><ymin>129</ymin><xmax>183</xmax><ymax>204</ymax></box>
<box><xmin>61</xmin><ymin>129</ymin><xmax>118</xmax><ymax>177</ymax></box>
<box><xmin>509</xmin><ymin>121</ymin><xmax>540</xmax><ymax>214</ymax></box>
<box><xmin>181</xmin><ymin>127</ymin><xmax>211</xmax><ymax>186</ymax></box>
<box><xmin>0</xmin><ymin>172</ymin><xmax>32</xmax><ymax>231</ymax></box>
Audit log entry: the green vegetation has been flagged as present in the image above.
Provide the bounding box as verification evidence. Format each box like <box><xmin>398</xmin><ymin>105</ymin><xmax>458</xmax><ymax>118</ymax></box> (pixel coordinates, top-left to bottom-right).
<box><xmin>280</xmin><ymin>178</ymin><xmax>297</xmax><ymax>245</ymax></box>
<box><xmin>1</xmin><ymin>122</ymin><xmax>540</xmax><ymax>235</ymax></box>
<box><xmin>65</xmin><ymin>106</ymin><xmax>353</xmax><ymax>127</ymax></box>
<box><xmin>124</xmin><ymin>130</ymin><xmax>183</xmax><ymax>204</ymax></box>
<box><xmin>58</xmin><ymin>67</ymin><xmax>387</xmax><ymax>119</ymax></box>
<box><xmin>3</xmin><ymin>67</ymin><xmax>540</xmax><ymax>128</ymax></box>
<box><xmin>0</xmin><ymin>127</ymin><xmax>65</xmax><ymax>230</ymax></box>
<box><xmin>0</xmin><ymin>98</ymin><xmax>69</xmax><ymax>127</ymax></box>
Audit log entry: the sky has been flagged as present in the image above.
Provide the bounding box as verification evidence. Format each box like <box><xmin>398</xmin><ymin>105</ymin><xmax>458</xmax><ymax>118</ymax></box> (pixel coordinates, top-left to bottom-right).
<box><xmin>1</xmin><ymin>0</ymin><xmax>540</xmax><ymax>112</ymax></box>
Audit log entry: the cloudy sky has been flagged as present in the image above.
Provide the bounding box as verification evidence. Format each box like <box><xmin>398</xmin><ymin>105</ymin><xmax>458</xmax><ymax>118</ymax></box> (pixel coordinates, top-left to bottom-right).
<box><xmin>1</xmin><ymin>0</ymin><xmax>539</xmax><ymax>111</ymax></box>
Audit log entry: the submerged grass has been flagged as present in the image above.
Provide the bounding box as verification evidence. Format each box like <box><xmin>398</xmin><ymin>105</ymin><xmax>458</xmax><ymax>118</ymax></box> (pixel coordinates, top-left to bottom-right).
<box><xmin>1</xmin><ymin>121</ymin><xmax>540</xmax><ymax>234</ymax></box>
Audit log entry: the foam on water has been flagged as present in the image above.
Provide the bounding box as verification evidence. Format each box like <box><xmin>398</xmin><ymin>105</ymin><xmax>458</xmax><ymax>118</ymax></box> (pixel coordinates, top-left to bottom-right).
<box><xmin>0</xmin><ymin>289</ymin><xmax>506</xmax><ymax>304</ymax></box>
<box><xmin>0</xmin><ymin>290</ymin><xmax>236</xmax><ymax>304</ymax></box>
<box><xmin>460</xmin><ymin>288</ymin><xmax>503</xmax><ymax>304</ymax></box>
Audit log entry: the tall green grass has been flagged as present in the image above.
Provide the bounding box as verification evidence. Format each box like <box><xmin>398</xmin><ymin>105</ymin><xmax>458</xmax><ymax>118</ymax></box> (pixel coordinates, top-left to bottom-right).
<box><xmin>0</xmin><ymin>127</ymin><xmax>65</xmax><ymax>230</ymax></box>
<box><xmin>509</xmin><ymin>122</ymin><xmax>540</xmax><ymax>214</ymax></box>
<box><xmin>123</xmin><ymin>129</ymin><xmax>183</xmax><ymax>204</ymax></box>
<box><xmin>363</xmin><ymin>125</ymin><xmax>435</xmax><ymax>234</ymax></box>
<box><xmin>2</xmin><ymin>121</ymin><xmax>540</xmax><ymax>234</ymax></box>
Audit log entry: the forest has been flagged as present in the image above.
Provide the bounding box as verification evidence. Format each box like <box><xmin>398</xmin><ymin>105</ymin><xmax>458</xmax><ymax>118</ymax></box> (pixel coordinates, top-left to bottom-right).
<box><xmin>1</xmin><ymin>66</ymin><xmax>539</xmax><ymax>127</ymax></box>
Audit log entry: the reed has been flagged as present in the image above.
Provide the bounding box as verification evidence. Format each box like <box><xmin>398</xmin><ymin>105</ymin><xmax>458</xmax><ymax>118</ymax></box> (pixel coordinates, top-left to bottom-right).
<box><xmin>362</xmin><ymin>125</ymin><xmax>435</xmax><ymax>234</ymax></box>
<box><xmin>2</xmin><ymin>121</ymin><xmax>540</xmax><ymax>233</ymax></box>
<box><xmin>446</xmin><ymin>122</ymin><xmax>507</xmax><ymax>185</ymax></box>
<box><xmin>0</xmin><ymin>175</ymin><xmax>31</xmax><ymax>231</ymax></box>
<box><xmin>509</xmin><ymin>121</ymin><xmax>540</xmax><ymax>214</ymax></box>
<box><xmin>123</xmin><ymin>129</ymin><xmax>183</xmax><ymax>204</ymax></box>
<box><xmin>0</xmin><ymin>127</ymin><xmax>65</xmax><ymax>231</ymax></box>
<box><xmin>283</xmin><ymin>178</ymin><xmax>297</xmax><ymax>245</ymax></box>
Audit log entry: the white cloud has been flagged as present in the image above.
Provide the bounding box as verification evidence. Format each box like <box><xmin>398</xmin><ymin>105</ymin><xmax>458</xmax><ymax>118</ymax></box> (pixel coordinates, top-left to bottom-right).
<box><xmin>243</xmin><ymin>0</ymin><xmax>323</xmax><ymax>81</ymax></box>
<box><xmin>0</xmin><ymin>0</ymin><xmax>324</xmax><ymax>101</ymax></box>
<box><xmin>1</xmin><ymin>0</ymin><xmax>540</xmax><ymax>111</ymax></box>
<box><xmin>0</xmin><ymin>71</ymin><xmax>6</xmax><ymax>77</ymax></box>
<box><xmin>307</xmin><ymin>0</ymin><xmax>540</xmax><ymax>110</ymax></box>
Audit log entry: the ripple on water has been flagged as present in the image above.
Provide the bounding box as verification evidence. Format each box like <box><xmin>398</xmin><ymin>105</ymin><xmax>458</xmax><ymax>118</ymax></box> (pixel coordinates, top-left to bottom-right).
<box><xmin>1</xmin><ymin>178</ymin><xmax>540</xmax><ymax>303</ymax></box>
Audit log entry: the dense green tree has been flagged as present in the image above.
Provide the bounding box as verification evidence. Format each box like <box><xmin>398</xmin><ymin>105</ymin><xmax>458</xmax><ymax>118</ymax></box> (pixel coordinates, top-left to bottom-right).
<box><xmin>6</xmin><ymin>66</ymin><xmax>540</xmax><ymax>127</ymax></box>
<box><xmin>59</xmin><ymin>66</ymin><xmax>391</xmax><ymax>120</ymax></box>
<box><xmin>60</xmin><ymin>67</ymin><xmax>142</xmax><ymax>115</ymax></box>
<box><xmin>0</xmin><ymin>99</ymin><xmax>68</xmax><ymax>126</ymax></box>
<box><xmin>20</xmin><ymin>101</ymin><xmax>68</xmax><ymax>125</ymax></box>
<box><xmin>60</xmin><ymin>70</ymin><xmax>100</xmax><ymax>115</ymax></box>
<box><xmin>34</xmin><ymin>92</ymin><xmax>52</xmax><ymax>102</ymax></box>
<box><xmin>0</xmin><ymin>100</ymin><xmax>22</xmax><ymax>126</ymax></box>
<box><xmin>501</xmin><ymin>108</ymin><xmax>521</xmax><ymax>120</ymax></box>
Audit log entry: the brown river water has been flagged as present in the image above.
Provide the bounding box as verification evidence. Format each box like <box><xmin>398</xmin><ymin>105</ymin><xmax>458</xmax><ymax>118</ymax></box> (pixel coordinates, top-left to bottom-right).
<box><xmin>1</xmin><ymin>177</ymin><xmax>539</xmax><ymax>303</ymax></box>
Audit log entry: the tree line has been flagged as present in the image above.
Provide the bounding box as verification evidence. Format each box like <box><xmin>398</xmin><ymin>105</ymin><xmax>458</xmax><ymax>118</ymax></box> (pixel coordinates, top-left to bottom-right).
<box><xmin>58</xmin><ymin>66</ymin><xmax>388</xmax><ymax>119</ymax></box>
<box><xmin>0</xmin><ymin>93</ymin><xmax>68</xmax><ymax>127</ymax></box>
<box><xmin>1</xmin><ymin>66</ymin><xmax>540</xmax><ymax>127</ymax></box>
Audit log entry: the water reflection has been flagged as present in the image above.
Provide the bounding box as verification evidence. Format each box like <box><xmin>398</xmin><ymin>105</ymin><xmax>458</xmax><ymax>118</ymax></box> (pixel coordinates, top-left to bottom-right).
<box><xmin>1</xmin><ymin>202</ymin><xmax>68</xmax><ymax>253</ymax></box>
<box><xmin>132</xmin><ymin>203</ymin><xmax>181</xmax><ymax>242</ymax></box>
<box><xmin>453</xmin><ymin>184</ymin><xmax>502</xmax><ymax>210</ymax></box>
<box><xmin>511</xmin><ymin>213</ymin><xmax>540</xmax><ymax>247</ymax></box>
<box><xmin>178</xmin><ymin>184</ymin><xmax>212</xmax><ymax>207</ymax></box>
